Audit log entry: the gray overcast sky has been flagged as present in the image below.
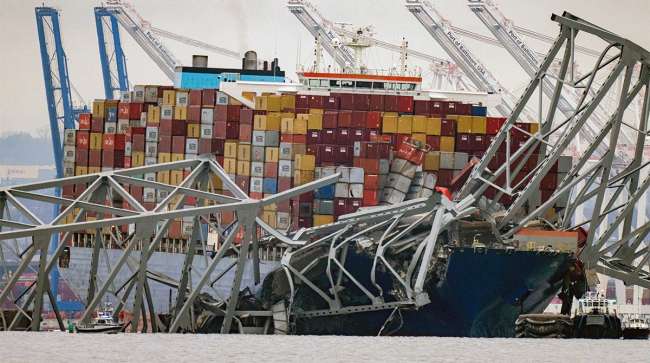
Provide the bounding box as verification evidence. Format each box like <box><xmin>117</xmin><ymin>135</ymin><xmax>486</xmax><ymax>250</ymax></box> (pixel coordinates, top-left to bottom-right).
<box><xmin>1</xmin><ymin>0</ymin><xmax>648</xmax><ymax>135</ymax></box>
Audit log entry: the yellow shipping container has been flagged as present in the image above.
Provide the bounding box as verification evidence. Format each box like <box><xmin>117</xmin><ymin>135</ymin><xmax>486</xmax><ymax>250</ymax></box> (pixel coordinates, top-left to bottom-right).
<box><xmin>90</xmin><ymin>133</ymin><xmax>103</xmax><ymax>150</ymax></box>
<box><xmin>131</xmin><ymin>151</ymin><xmax>145</xmax><ymax>167</ymax></box>
<box><xmin>262</xmin><ymin>211</ymin><xmax>277</xmax><ymax>228</ymax></box>
<box><xmin>314</xmin><ymin>214</ymin><xmax>334</xmax><ymax>226</ymax></box>
<box><xmin>147</xmin><ymin>105</ymin><xmax>160</xmax><ymax>124</ymax></box>
<box><xmin>294</xmin><ymin>170</ymin><xmax>315</xmax><ymax>185</ymax></box>
<box><xmin>238</xmin><ymin>144</ymin><xmax>251</xmax><ymax>161</ymax></box>
<box><xmin>267</xmin><ymin>95</ymin><xmax>282</xmax><ymax>112</ymax></box>
<box><xmin>254</xmin><ymin>115</ymin><xmax>267</xmax><ymax>130</ymax></box>
<box><xmin>440</xmin><ymin>137</ymin><xmax>455</xmax><ymax>152</ymax></box>
<box><xmin>296</xmin><ymin>113</ymin><xmax>309</xmax><ymax>121</ymax></box>
<box><xmin>242</xmin><ymin>91</ymin><xmax>256</xmax><ymax>102</ymax></box>
<box><xmin>295</xmin><ymin>154</ymin><xmax>315</xmax><ymax>171</ymax></box>
<box><xmin>263</xmin><ymin>202</ymin><xmax>277</xmax><ymax>212</ymax></box>
<box><xmin>426</xmin><ymin>117</ymin><xmax>441</xmax><ymax>136</ymax></box>
<box><xmin>158</xmin><ymin>153</ymin><xmax>171</xmax><ymax>163</ymax></box>
<box><xmin>412</xmin><ymin>115</ymin><xmax>427</xmax><ymax>133</ymax></box>
<box><xmin>446</xmin><ymin>115</ymin><xmax>459</xmax><ymax>120</ymax></box>
<box><xmin>383</xmin><ymin>111</ymin><xmax>398</xmax><ymax>117</ymax></box>
<box><xmin>530</xmin><ymin>122</ymin><xmax>540</xmax><ymax>134</ymax></box>
<box><xmin>223</xmin><ymin>158</ymin><xmax>237</xmax><ymax>174</ymax></box>
<box><xmin>266</xmin><ymin>112</ymin><xmax>282</xmax><ymax>131</ymax></box>
<box><xmin>397</xmin><ymin>115</ymin><xmax>413</xmax><ymax>134</ymax></box>
<box><xmin>308</xmin><ymin>113</ymin><xmax>323</xmax><ymax>130</ymax></box>
<box><xmin>309</xmin><ymin>108</ymin><xmax>324</xmax><ymax>115</ymax></box>
<box><xmin>170</xmin><ymin>170</ymin><xmax>184</xmax><ymax>185</ymax></box>
<box><xmin>187</xmin><ymin>124</ymin><xmax>200</xmax><ymax>138</ymax></box>
<box><xmin>265</xmin><ymin>147</ymin><xmax>280</xmax><ymax>163</ymax></box>
<box><xmin>157</xmin><ymin>171</ymin><xmax>170</xmax><ymax>184</ymax></box>
<box><xmin>294</xmin><ymin>118</ymin><xmax>307</xmax><ymax>134</ymax></box>
<box><xmin>92</xmin><ymin>100</ymin><xmax>105</xmax><ymax>119</ymax></box>
<box><xmin>471</xmin><ymin>116</ymin><xmax>487</xmax><ymax>134</ymax></box>
<box><xmin>210</xmin><ymin>174</ymin><xmax>223</xmax><ymax>190</ymax></box>
<box><xmin>255</xmin><ymin>95</ymin><xmax>268</xmax><ymax>110</ymax></box>
<box><xmin>424</xmin><ymin>152</ymin><xmax>440</xmax><ymax>171</ymax></box>
<box><xmin>237</xmin><ymin>161</ymin><xmax>251</xmax><ymax>176</ymax></box>
<box><xmin>224</xmin><ymin>141</ymin><xmax>238</xmax><ymax>159</ymax></box>
<box><xmin>382</xmin><ymin>115</ymin><xmax>398</xmax><ymax>134</ymax></box>
<box><xmin>412</xmin><ymin>133</ymin><xmax>427</xmax><ymax>144</ymax></box>
<box><xmin>171</xmin><ymin>153</ymin><xmax>184</xmax><ymax>162</ymax></box>
<box><xmin>162</xmin><ymin>90</ymin><xmax>176</xmax><ymax>106</ymax></box>
<box><xmin>75</xmin><ymin>166</ymin><xmax>88</xmax><ymax>175</ymax></box>
<box><xmin>281</xmin><ymin>94</ymin><xmax>296</xmax><ymax>110</ymax></box>
<box><xmin>457</xmin><ymin>116</ymin><xmax>473</xmax><ymax>133</ymax></box>
<box><xmin>174</xmin><ymin>106</ymin><xmax>187</xmax><ymax>120</ymax></box>
<box><xmin>281</xmin><ymin>118</ymin><xmax>294</xmax><ymax>134</ymax></box>
<box><xmin>87</xmin><ymin>166</ymin><xmax>100</xmax><ymax>174</ymax></box>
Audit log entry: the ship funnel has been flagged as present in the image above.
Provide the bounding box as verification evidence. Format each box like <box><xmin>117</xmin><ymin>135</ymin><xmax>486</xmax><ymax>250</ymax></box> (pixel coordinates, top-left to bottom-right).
<box><xmin>242</xmin><ymin>50</ymin><xmax>258</xmax><ymax>70</ymax></box>
<box><xmin>192</xmin><ymin>55</ymin><xmax>208</xmax><ymax>68</ymax></box>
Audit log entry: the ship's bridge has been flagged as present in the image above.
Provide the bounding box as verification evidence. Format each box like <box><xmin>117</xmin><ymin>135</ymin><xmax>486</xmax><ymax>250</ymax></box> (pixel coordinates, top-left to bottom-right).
<box><xmin>297</xmin><ymin>71</ymin><xmax>422</xmax><ymax>92</ymax></box>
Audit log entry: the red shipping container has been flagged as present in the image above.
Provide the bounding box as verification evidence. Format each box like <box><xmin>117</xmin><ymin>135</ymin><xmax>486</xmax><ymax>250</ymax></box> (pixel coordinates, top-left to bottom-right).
<box><xmin>280</xmin><ymin>134</ymin><xmax>293</xmax><ymax>143</ymax></box>
<box><xmin>189</xmin><ymin>90</ymin><xmax>202</xmax><ymax>106</ymax></box>
<box><xmin>214</xmin><ymin>121</ymin><xmax>227</xmax><ymax>139</ymax></box>
<box><xmin>368</xmin><ymin>129</ymin><xmax>381</xmax><ymax>140</ymax></box>
<box><xmin>76</xmin><ymin>131</ymin><xmax>90</xmax><ymax>149</ymax></box>
<box><xmin>88</xmin><ymin>150</ymin><xmax>102</xmax><ymax>167</ymax></box>
<box><xmin>123</xmin><ymin>157</ymin><xmax>131</xmax><ymax>169</ymax></box>
<box><xmin>240</xmin><ymin>108</ymin><xmax>253</xmax><ymax>124</ymax></box>
<box><xmin>363</xmin><ymin>189</ymin><xmax>380</xmax><ymax>206</ymax></box>
<box><xmin>249</xmin><ymin>192</ymin><xmax>263</xmax><ymax>200</ymax></box>
<box><xmin>338</xmin><ymin>110</ymin><xmax>352</xmax><ymax>127</ymax></box>
<box><xmin>187</xmin><ymin>105</ymin><xmax>201</xmax><ymax>122</ymax></box>
<box><xmin>351</xmin><ymin>111</ymin><xmax>367</xmax><ymax>128</ymax></box>
<box><xmin>437</xmin><ymin>170</ymin><xmax>454</xmax><ymax>187</ymax></box>
<box><xmin>486</xmin><ymin>117</ymin><xmax>503</xmax><ymax>135</ymax></box>
<box><xmin>456</xmin><ymin>103</ymin><xmax>472</xmax><ymax>115</ymax></box>
<box><xmin>472</xmin><ymin>135</ymin><xmax>486</xmax><ymax>151</ymax></box>
<box><xmin>356</xmin><ymin>158</ymin><xmax>380</xmax><ymax>174</ymax></box>
<box><xmin>214</xmin><ymin>104</ymin><xmax>228</xmax><ymax>122</ymax></box>
<box><xmin>445</xmin><ymin>101</ymin><xmax>457</xmax><ymax>115</ymax></box>
<box><xmin>364</xmin><ymin>174</ymin><xmax>379</xmax><ymax>189</ymax></box>
<box><xmin>158</xmin><ymin>135</ymin><xmax>172</xmax><ymax>153</ymax></box>
<box><xmin>431</xmin><ymin>101</ymin><xmax>444</xmax><ymax>116</ymax></box>
<box><xmin>414</xmin><ymin>100</ymin><xmax>430</xmax><ymax>115</ymax></box>
<box><xmin>321</xmin><ymin>129</ymin><xmax>337</xmax><ymax>144</ymax></box>
<box><xmin>226</xmin><ymin>122</ymin><xmax>239</xmax><ymax>139</ymax></box>
<box><xmin>91</xmin><ymin>117</ymin><xmax>104</xmax><ymax>133</ymax></box>
<box><xmin>369</xmin><ymin>94</ymin><xmax>385</xmax><ymax>111</ymax></box>
<box><xmin>397</xmin><ymin>142</ymin><xmax>425</xmax><ymax>165</ymax></box>
<box><xmin>278</xmin><ymin>176</ymin><xmax>292</xmax><ymax>191</ymax></box>
<box><xmin>350</xmin><ymin>199</ymin><xmax>362</xmax><ymax>213</ymax></box>
<box><xmin>296</xmin><ymin>95</ymin><xmax>309</xmax><ymax>109</ymax></box>
<box><xmin>324</xmin><ymin>96</ymin><xmax>340</xmax><ymax>110</ymax></box>
<box><xmin>351</xmin><ymin>128</ymin><xmax>368</xmax><ymax>143</ymax></box>
<box><xmin>306</xmin><ymin>145</ymin><xmax>318</xmax><ymax>156</ymax></box>
<box><xmin>336</xmin><ymin>128</ymin><xmax>351</xmax><ymax>146</ymax></box>
<box><xmin>172</xmin><ymin>136</ymin><xmax>186</xmax><ymax>154</ymax></box>
<box><xmin>264</xmin><ymin>162</ymin><xmax>278</xmax><ymax>178</ymax></box>
<box><xmin>394</xmin><ymin>134</ymin><xmax>411</xmax><ymax>151</ymax></box>
<box><xmin>366</xmin><ymin>111</ymin><xmax>381</xmax><ymax>129</ymax></box>
<box><xmin>384</xmin><ymin>95</ymin><xmax>398</xmax><ymax>112</ymax></box>
<box><xmin>239</xmin><ymin>124</ymin><xmax>252</xmax><ymax>143</ymax></box>
<box><xmin>323</xmin><ymin>111</ymin><xmax>338</xmax><ymax>128</ymax></box>
<box><xmin>338</xmin><ymin>93</ymin><xmax>354</xmax><ymax>110</ymax></box>
<box><xmin>441</xmin><ymin>118</ymin><xmax>456</xmax><ymax>136</ymax></box>
<box><xmin>79</xmin><ymin>113</ymin><xmax>92</xmax><ymax>130</ymax></box>
<box><xmin>293</xmin><ymin>135</ymin><xmax>307</xmax><ymax>144</ymax></box>
<box><xmin>318</xmin><ymin>145</ymin><xmax>336</xmax><ymax>163</ymax></box>
<box><xmin>334</xmin><ymin>198</ymin><xmax>349</xmax><ymax>216</ymax></box>
<box><xmin>307</xmin><ymin>130</ymin><xmax>321</xmax><ymax>144</ymax></box>
<box><xmin>456</xmin><ymin>134</ymin><xmax>473</xmax><ymax>152</ymax></box>
<box><xmin>129</xmin><ymin>103</ymin><xmax>144</xmax><ymax>120</ymax></box>
<box><xmin>308</xmin><ymin>95</ymin><xmax>325</xmax><ymax>109</ymax></box>
<box><xmin>102</xmin><ymin>150</ymin><xmax>125</xmax><ymax>168</ymax></box>
<box><xmin>227</xmin><ymin>105</ymin><xmax>241</xmax><ymax>122</ymax></box>
<box><xmin>426</xmin><ymin>135</ymin><xmax>440</xmax><ymax>150</ymax></box>
<box><xmin>235</xmin><ymin>175</ymin><xmax>250</xmax><ymax>192</ymax></box>
<box><xmin>397</xmin><ymin>95</ymin><xmax>413</xmax><ymax>113</ymax></box>
<box><xmin>334</xmin><ymin>145</ymin><xmax>352</xmax><ymax>164</ymax></box>
<box><xmin>102</xmin><ymin>134</ymin><xmax>126</xmax><ymax>150</ymax></box>
<box><xmin>62</xmin><ymin>185</ymin><xmax>75</xmax><ymax>199</ymax></box>
<box><xmin>541</xmin><ymin>173</ymin><xmax>558</xmax><ymax>190</ymax></box>
<box><xmin>128</xmin><ymin>126</ymin><xmax>146</xmax><ymax>136</ymax></box>
<box><xmin>353</xmin><ymin>93</ymin><xmax>370</xmax><ymax>111</ymax></box>
<box><xmin>75</xmin><ymin>148</ymin><xmax>89</xmax><ymax>167</ymax></box>
<box><xmin>202</xmin><ymin>89</ymin><xmax>216</xmax><ymax>106</ymax></box>
<box><xmin>118</xmin><ymin>103</ymin><xmax>130</xmax><ymax>119</ymax></box>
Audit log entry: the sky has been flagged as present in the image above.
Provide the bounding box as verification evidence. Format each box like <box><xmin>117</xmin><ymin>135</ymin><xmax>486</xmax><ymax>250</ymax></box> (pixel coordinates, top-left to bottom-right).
<box><xmin>0</xmin><ymin>0</ymin><xmax>648</xmax><ymax>136</ymax></box>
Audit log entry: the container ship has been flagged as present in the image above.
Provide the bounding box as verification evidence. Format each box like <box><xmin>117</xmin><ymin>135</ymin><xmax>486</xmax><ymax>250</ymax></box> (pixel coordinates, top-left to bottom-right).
<box><xmin>46</xmin><ymin>50</ymin><xmax>580</xmax><ymax>337</ymax></box>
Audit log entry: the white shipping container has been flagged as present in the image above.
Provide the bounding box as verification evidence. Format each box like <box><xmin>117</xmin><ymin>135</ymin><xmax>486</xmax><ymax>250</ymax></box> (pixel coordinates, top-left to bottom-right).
<box><xmin>117</xmin><ymin>119</ymin><xmax>130</xmax><ymax>134</ymax></box>
<box><xmin>353</xmin><ymin>141</ymin><xmax>361</xmax><ymax>157</ymax></box>
<box><xmin>252</xmin><ymin>146</ymin><xmax>265</xmax><ymax>162</ymax></box>
<box><xmin>279</xmin><ymin>142</ymin><xmax>293</xmax><ymax>160</ymax></box>
<box><xmin>140</xmin><ymin>111</ymin><xmax>147</xmax><ymax>123</ymax></box>
<box><xmin>132</xmin><ymin>85</ymin><xmax>145</xmax><ymax>102</ymax></box>
<box><xmin>144</xmin><ymin>86</ymin><xmax>158</xmax><ymax>103</ymax></box>
<box><xmin>144</xmin><ymin>172</ymin><xmax>156</xmax><ymax>182</ymax></box>
<box><xmin>390</xmin><ymin>158</ymin><xmax>416</xmax><ymax>178</ymax></box>
<box><xmin>251</xmin><ymin>162</ymin><xmax>264</xmax><ymax>177</ymax></box>
<box><xmin>453</xmin><ymin>152</ymin><xmax>468</xmax><ymax>170</ymax></box>
<box><xmin>381</xmin><ymin>187</ymin><xmax>406</xmax><ymax>205</ymax></box>
<box><xmin>184</xmin><ymin>153</ymin><xmax>197</xmax><ymax>160</ymax></box>
<box><xmin>349</xmin><ymin>183</ymin><xmax>364</xmax><ymax>198</ymax></box>
<box><xmin>176</xmin><ymin>91</ymin><xmax>189</xmax><ymax>106</ymax></box>
<box><xmin>334</xmin><ymin>183</ymin><xmax>349</xmax><ymax>198</ymax></box>
<box><xmin>252</xmin><ymin>131</ymin><xmax>266</xmax><ymax>146</ymax></box>
<box><xmin>276</xmin><ymin>212</ymin><xmax>291</xmax><ymax>230</ymax></box>
<box><xmin>201</xmin><ymin>108</ymin><xmax>214</xmax><ymax>123</ymax></box>
<box><xmin>387</xmin><ymin>173</ymin><xmax>413</xmax><ymax>194</ymax></box>
<box><xmin>379</xmin><ymin>159</ymin><xmax>391</xmax><ymax>175</ymax></box>
<box><xmin>104</xmin><ymin>122</ymin><xmax>117</xmax><ymax>134</ymax></box>
<box><xmin>250</xmin><ymin>177</ymin><xmax>263</xmax><ymax>193</ymax></box>
<box><xmin>185</xmin><ymin>138</ymin><xmax>199</xmax><ymax>154</ymax></box>
<box><xmin>423</xmin><ymin>172</ymin><xmax>437</xmax><ymax>189</ymax></box>
<box><xmin>130</xmin><ymin>119</ymin><xmax>146</xmax><ymax>128</ymax></box>
<box><xmin>411</xmin><ymin>172</ymin><xmax>424</xmax><ymax>187</ymax></box>
<box><xmin>156</xmin><ymin>189</ymin><xmax>169</xmax><ymax>202</ymax></box>
<box><xmin>63</xmin><ymin>129</ymin><xmax>76</xmax><ymax>146</ymax></box>
<box><xmin>145</xmin><ymin>142</ymin><xmax>158</xmax><ymax>157</ymax></box>
<box><xmin>146</xmin><ymin>127</ymin><xmax>159</xmax><ymax>142</ymax></box>
<box><xmin>63</xmin><ymin>162</ymin><xmax>75</xmax><ymax>177</ymax></box>
<box><xmin>200</xmin><ymin>125</ymin><xmax>213</xmax><ymax>139</ymax></box>
<box><xmin>161</xmin><ymin>105</ymin><xmax>173</xmax><ymax>120</ymax></box>
<box><xmin>439</xmin><ymin>152</ymin><xmax>455</xmax><ymax>170</ymax></box>
<box><xmin>216</xmin><ymin>91</ymin><xmax>229</xmax><ymax>105</ymax></box>
<box><xmin>318</xmin><ymin>166</ymin><xmax>337</xmax><ymax>178</ymax></box>
<box><xmin>265</xmin><ymin>131</ymin><xmax>279</xmax><ymax>146</ymax></box>
<box><xmin>63</xmin><ymin>145</ymin><xmax>75</xmax><ymax>163</ymax></box>
<box><xmin>124</xmin><ymin>142</ymin><xmax>132</xmax><ymax>157</ymax></box>
<box><xmin>336</xmin><ymin>166</ymin><xmax>351</xmax><ymax>183</ymax></box>
<box><xmin>145</xmin><ymin>157</ymin><xmax>157</xmax><ymax>165</ymax></box>
<box><xmin>349</xmin><ymin>167</ymin><xmax>364</xmax><ymax>184</ymax></box>
<box><xmin>120</xmin><ymin>91</ymin><xmax>132</xmax><ymax>103</ymax></box>
<box><xmin>278</xmin><ymin>160</ymin><xmax>292</xmax><ymax>177</ymax></box>
<box><xmin>143</xmin><ymin>187</ymin><xmax>156</xmax><ymax>203</ymax></box>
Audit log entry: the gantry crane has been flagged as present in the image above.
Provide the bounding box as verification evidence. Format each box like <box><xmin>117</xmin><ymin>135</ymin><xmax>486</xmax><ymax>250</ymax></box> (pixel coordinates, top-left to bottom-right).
<box><xmin>94</xmin><ymin>7</ymin><xmax>129</xmax><ymax>99</ymax></box>
<box><xmin>404</xmin><ymin>0</ymin><xmax>533</xmax><ymax>119</ymax></box>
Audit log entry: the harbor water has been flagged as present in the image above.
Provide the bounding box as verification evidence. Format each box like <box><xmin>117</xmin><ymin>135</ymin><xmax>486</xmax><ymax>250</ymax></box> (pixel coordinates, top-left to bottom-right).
<box><xmin>1</xmin><ymin>332</ymin><xmax>648</xmax><ymax>362</ymax></box>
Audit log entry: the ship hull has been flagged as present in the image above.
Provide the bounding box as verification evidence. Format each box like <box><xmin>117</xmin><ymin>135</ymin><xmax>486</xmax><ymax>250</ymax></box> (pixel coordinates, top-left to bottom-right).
<box><xmin>289</xmin><ymin>247</ymin><xmax>570</xmax><ymax>337</ymax></box>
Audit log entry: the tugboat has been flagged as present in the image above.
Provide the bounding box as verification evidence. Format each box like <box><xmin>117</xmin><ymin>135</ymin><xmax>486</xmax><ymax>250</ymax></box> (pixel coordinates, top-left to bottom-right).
<box><xmin>622</xmin><ymin>316</ymin><xmax>649</xmax><ymax>339</ymax></box>
<box><xmin>573</xmin><ymin>291</ymin><xmax>622</xmax><ymax>339</ymax></box>
<box><xmin>75</xmin><ymin>303</ymin><xmax>124</xmax><ymax>334</ymax></box>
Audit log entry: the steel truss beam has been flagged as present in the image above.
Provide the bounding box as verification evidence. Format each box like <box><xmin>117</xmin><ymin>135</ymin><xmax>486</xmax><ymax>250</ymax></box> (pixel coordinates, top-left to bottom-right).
<box><xmin>458</xmin><ymin>12</ymin><xmax>650</xmax><ymax>288</ymax></box>
<box><xmin>0</xmin><ymin>156</ymin><xmax>339</xmax><ymax>332</ymax></box>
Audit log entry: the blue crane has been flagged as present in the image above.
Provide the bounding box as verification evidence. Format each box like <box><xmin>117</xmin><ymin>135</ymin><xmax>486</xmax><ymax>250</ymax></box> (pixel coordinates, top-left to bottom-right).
<box><xmin>94</xmin><ymin>7</ymin><xmax>129</xmax><ymax>99</ymax></box>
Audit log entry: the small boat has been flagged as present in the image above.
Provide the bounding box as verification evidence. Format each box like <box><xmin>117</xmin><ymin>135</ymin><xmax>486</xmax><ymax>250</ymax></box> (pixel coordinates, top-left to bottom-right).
<box><xmin>75</xmin><ymin>304</ymin><xmax>124</xmax><ymax>334</ymax></box>
<box><xmin>622</xmin><ymin>316</ymin><xmax>649</xmax><ymax>339</ymax></box>
<box><xmin>573</xmin><ymin>291</ymin><xmax>622</xmax><ymax>339</ymax></box>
